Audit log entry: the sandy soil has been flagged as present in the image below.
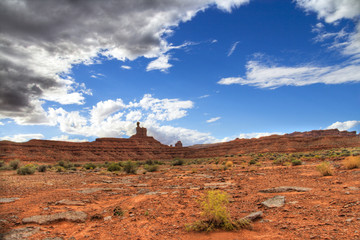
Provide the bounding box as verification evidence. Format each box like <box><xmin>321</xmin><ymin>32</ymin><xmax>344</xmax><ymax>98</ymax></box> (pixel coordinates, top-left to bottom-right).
<box><xmin>1</xmin><ymin>158</ymin><xmax>360</xmax><ymax>240</ymax></box>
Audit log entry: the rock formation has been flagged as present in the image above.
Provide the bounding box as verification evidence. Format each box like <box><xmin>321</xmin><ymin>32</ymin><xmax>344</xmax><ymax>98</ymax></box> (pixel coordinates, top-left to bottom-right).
<box><xmin>175</xmin><ymin>141</ymin><xmax>183</xmax><ymax>148</ymax></box>
<box><xmin>0</xmin><ymin>126</ymin><xmax>359</xmax><ymax>163</ymax></box>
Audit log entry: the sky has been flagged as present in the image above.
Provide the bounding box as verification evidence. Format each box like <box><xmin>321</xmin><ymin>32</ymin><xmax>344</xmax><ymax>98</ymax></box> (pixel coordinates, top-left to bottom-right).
<box><xmin>0</xmin><ymin>0</ymin><xmax>360</xmax><ymax>146</ymax></box>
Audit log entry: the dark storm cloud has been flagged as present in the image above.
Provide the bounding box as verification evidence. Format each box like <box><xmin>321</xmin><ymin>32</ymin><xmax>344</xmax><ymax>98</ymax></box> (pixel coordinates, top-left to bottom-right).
<box><xmin>0</xmin><ymin>0</ymin><xmax>247</xmax><ymax>123</ymax></box>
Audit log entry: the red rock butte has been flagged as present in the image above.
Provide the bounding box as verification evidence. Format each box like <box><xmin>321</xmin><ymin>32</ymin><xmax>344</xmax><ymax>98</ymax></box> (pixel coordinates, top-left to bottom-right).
<box><xmin>0</xmin><ymin>123</ymin><xmax>359</xmax><ymax>163</ymax></box>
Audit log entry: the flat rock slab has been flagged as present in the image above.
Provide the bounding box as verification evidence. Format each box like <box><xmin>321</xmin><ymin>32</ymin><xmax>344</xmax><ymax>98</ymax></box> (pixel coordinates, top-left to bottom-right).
<box><xmin>56</xmin><ymin>199</ymin><xmax>85</xmax><ymax>206</ymax></box>
<box><xmin>0</xmin><ymin>226</ymin><xmax>40</xmax><ymax>240</ymax></box>
<box><xmin>78</xmin><ymin>188</ymin><xmax>123</xmax><ymax>194</ymax></box>
<box><xmin>204</xmin><ymin>182</ymin><xmax>233</xmax><ymax>189</ymax></box>
<box><xmin>260</xmin><ymin>186</ymin><xmax>312</xmax><ymax>193</ymax></box>
<box><xmin>262</xmin><ymin>196</ymin><xmax>285</xmax><ymax>208</ymax></box>
<box><xmin>0</xmin><ymin>198</ymin><xmax>20</xmax><ymax>203</ymax></box>
<box><xmin>241</xmin><ymin>211</ymin><xmax>263</xmax><ymax>221</ymax></box>
<box><xmin>22</xmin><ymin>211</ymin><xmax>87</xmax><ymax>224</ymax></box>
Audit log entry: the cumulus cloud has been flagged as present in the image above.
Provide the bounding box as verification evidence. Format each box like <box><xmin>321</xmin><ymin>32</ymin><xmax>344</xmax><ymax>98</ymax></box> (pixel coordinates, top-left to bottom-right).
<box><xmin>218</xmin><ymin>60</ymin><xmax>360</xmax><ymax>88</ymax></box>
<box><xmin>0</xmin><ymin>122</ymin><xmax>4</xmax><ymax>125</ymax></box>
<box><xmin>227</xmin><ymin>41</ymin><xmax>239</xmax><ymax>56</ymax></box>
<box><xmin>0</xmin><ymin>133</ymin><xmax>44</xmax><ymax>142</ymax></box>
<box><xmin>326</xmin><ymin>120</ymin><xmax>360</xmax><ymax>131</ymax></box>
<box><xmin>206</xmin><ymin>117</ymin><xmax>221</xmax><ymax>123</ymax></box>
<box><xmin>0</xmin><ymin>0</ymin><xmax>249</xmax><ymax>124</ymax></box>
<box><xmin>44</xmin><ymin>94</ymin><xmax>215</xmax><ymax>145</ymax></box>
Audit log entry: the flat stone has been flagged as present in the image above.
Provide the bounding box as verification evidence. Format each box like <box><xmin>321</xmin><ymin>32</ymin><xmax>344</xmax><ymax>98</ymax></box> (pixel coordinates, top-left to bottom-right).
<box><xmin>42</xmin><ymin>238</ymin><xmax>63</xmax><ymax>240</ymax></box>
<box><xmin>104</xmin><ymin>216</ymin><xmax>112</xmax><ymax>221</ymax></box>
<box><xmin>204</xmin><ymin>182</ymin><xmax>233</xmax><ymax>189</ymax></box>
<box><xmin>22</xmin><ymin>211</ymin><xmax>87</xmax><ymax>224</ymax></box>
<box><xmin>0</xmin><ymin>226</ymin><xmax>40</xmax><ymax>240</ymax></box>
<box><xmin>0</xmin><ymin>198</ymin><xmax>20</xmax><ymax>203</ymax></box>
<box><xmin>262</xmin><ymin>196</ymin><xmax>285</xmax><ymax>208</ymax></box>
<box><xmin>78</xmin><ymin>188</ymin><xmax>123</xmax><ymax>194</ymax></box>
<box><xmin>260</xmin><ymin>186</ymin><xmax>312</xmax><ymax>193</ymax></box>
<box><xmin>56</xmin><ymin>199</ymin><xmax>85</xmax><ymax>206</ymax></box>
<box><xmin>241</xmin><ymin>211</ymin><xmax>263</xmax><ymax>221</ymax></box>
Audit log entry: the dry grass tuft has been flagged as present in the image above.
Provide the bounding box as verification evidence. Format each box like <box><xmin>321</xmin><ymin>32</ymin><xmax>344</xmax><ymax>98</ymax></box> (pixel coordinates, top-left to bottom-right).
<box><xmin>316</xmin><ymin>161</ymin><xmax>334</xmax><ymax>176</ymax></box>
<box><xmin>343</xmin><ymin>156</ymin><xmax>360</xmax><ymax>169</ymax></box>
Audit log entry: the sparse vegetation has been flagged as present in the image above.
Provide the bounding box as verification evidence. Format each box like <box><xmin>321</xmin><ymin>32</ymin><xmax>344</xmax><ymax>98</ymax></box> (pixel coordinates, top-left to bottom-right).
<box><xmin>123</xmin><ymin>161</ymin><xmax>137</xmax><ymax>174</ymax></box>
<box><xmin>9</xmin><ymin>159</ymin><xmax>20</xmax><ymax>170</ymax></box>
<box><xmin>107</xmin><ymin>162</ymin><xmax>122</xmax><ymax>172</ymax></box>
<box><xmin>144</xmin><ymin>164</ymin><xmax>158</xmax><ymax>172</ymax></box>
<box><xmin>171</xmin><ymin>158</ymin><xmax>184</xmax><ymax>166</ymax></box>
<box><xmin>225</xmin><ymin>161</ymin><xmax>233</xmax><ymax>168</ymax></box>
<box><xmin>17</xmin><ymin>164</ymin><xmax>36</xmax><ymax>175</ymax></box>
<box><xmin>291</xmin><ymin>159</ymin><xmax>302</xmax><ymax>166</ymax></box>
<box><xmin>113</xmin><ymin>206</ymin><xmax>124</xmax><ymax>216</ymax></box>
<box><xmin>37</xmin><ymin>165</ymin><xmax>47</xmax><ymax>172</ymax></box>
<box><xmin>186</xmin><ymin>190</ymin><xmax>251</xmax><ymax>232</ymax></box>
<box><xmin>316</xmin><ymin>161</ymin><xmax>334</xmax><ymax>176</ymax></box>
<box><xmin>0</xmin><ymin>161</ymin><xmax>4</xmax><ymax>167</ymax></box>
<box><xmin>83</xmin><ymin>163</ymin><xmax>97</xmax><ymax>170</ymax></box>
<box><xmin>343</xmin><ymin>156</ymin><xmax>360</xmax><ymax>169</ymax></box>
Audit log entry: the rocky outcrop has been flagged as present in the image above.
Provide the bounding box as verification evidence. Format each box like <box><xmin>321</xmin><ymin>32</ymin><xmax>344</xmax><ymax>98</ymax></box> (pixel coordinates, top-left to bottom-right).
<box><xmin>0</xmin><ymin>127</ymin><xmax>359</xmax><ymax>163</ymax></box>
<box><xmin>175</xmin><ymin>141</ymin><xmax>183</xmax><ymax>148</ymax></box>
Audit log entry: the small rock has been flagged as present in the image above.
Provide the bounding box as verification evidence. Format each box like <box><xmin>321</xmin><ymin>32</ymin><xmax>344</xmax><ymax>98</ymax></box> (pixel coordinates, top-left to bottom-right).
<box><xmin>262</xmin><ymin>196</ymin><xmax>285</xmax><ymax>208</ymax></box>
<box><xmin>42</xmin><ymin>238</ymin><xmax>63</xmax><ymax>240</ymax></box>
<box><xmin>241</xmin><ymin>211</ymin><xmax>263</xmax><ymax>221</ymax></box>
<box><xmin>22</xmin><ymin>211</ymin><xmax>87</xmax><ymax>224</ymax></box>
<box><xmin>0</xmin><ymin>198</ymin><xmax>20</xmax><ymax>203</ymax></box>
<box><xmin>259</xmin><ymin>186</ymin><xmax>311</xmax><ymax>193</ymax></box>
<box><xmin>104</xmin><ymin>216</ymin><xmax>112</xmax><ymax>221</ymax></box>
<box><xmin>0</xmin><ymin>227</ymin><xmax>40</xmax><ymax>240</ymax></box>
<box><xmin>346</xmin><ymin>218</ymin><xmax>353</xmax><ymax>222</ymax></box>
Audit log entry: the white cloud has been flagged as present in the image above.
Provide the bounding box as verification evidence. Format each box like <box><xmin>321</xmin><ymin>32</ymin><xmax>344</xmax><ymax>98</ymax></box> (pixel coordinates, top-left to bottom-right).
<box><xmin>228</xmin><ymin>41</ymin><xmax>239</xmax><ymax>56</ymax></box>
<box><xmin>207</xmin><ymin>117</ymin><xmax>221</xmax><ymax>123</ymax></box>
<box><xmin>0</xmin><ymin>133</ymin><xmax>44</xmax><ymax>142</ymax></box>
<box><xmin>50</xmin><ymin>135</ymin><xmax>88</xmax><ymax>142</ymax></box>
<box><xmin>296</xmin><ymin>0</ymin><xmax>360</xmax><ymax>23</ymax></box>
<box><xmin>44</xmin><ymin>94</ymin><xmax>213</xmax><ymax>145</ymax></box>
<box><xmin>0</xmin><ymin>122</ymin><xmax>4</xmax><ymax>125</ymax></box>
<box><xmin>121</xmin><ymin>65</ymin><xmax>131</xmax><ymax>70</ymax></box>
<box><xmin>199</xmin><ymin>94</ymin><xmax>210</xmax><ymax>99</ymax></box>
<box><xmin>146</xmin><ymin>54</ymin><xmax>173</xmax><ymax>72</ymax></box>
<box><xmin>326</xmin><ymin>120</ymin><xmax>360</xmax><ymax>131</ymax></box>
<box><xmin>0</xmin><ymin>0</ymin><xmax>249</xmax><ymax>124</ymax></box>
<box><xmin>90</xmin><ymin>99</ymin><xmax>125</xmax><ymax>125</ymax></box>
<box><xmin>218</xmin><ymin>60</ymin><xmax>360</xmax><ymax>88</ymax></box>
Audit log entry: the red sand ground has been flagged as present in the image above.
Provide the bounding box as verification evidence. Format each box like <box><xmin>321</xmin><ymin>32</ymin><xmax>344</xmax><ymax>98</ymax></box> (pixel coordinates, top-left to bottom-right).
<box><xmin>1</xmin><ymin>156</ymin><xmax>360</xmax><ymax>240</ymax></box>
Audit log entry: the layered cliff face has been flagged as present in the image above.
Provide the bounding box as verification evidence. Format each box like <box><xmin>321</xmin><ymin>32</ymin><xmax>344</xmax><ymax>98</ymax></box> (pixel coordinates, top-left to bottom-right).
<box><xmin>0</xmin><ymin>128</ymin><xmax>359</xmax><ymax>163</ymax></box>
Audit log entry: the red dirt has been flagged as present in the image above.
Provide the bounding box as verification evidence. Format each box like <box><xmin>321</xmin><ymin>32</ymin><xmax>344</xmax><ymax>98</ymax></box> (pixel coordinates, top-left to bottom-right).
<box><xmin>1</xmin><ymin>158</ymin><xmax>360</xmax><ymax>239</ymax></box>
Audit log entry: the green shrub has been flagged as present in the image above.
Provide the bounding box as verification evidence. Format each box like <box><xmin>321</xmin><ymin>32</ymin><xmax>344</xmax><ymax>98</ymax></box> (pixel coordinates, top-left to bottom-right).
<box><xmin>316</xmin><ymin>161</ymin><xmax>334</xmax><ymax>176</ymax></box>
<box><xmin>0</xmin><ymin>161</ymin><xmax>4</xmax><ymax>167</ymax></box>
<box><xmin>107</xmin><ymin>162</ymin><xmax>122</xmax><ymax>172</ymax></box>
<box><xmin>38</xmin><ymin>165</ymin><xmax>47</xmax><ymax>172</ymax></box>
<box><xmin>144</xmin><ymin>164</ymin><xmax>158</xmax><ymax>172</ymax></box>
<box><xmin>58</xmin><ymin>160</ymin><xmax>65</xmax><ymax>167</ymax></box>
<box><xmin>113</xmin><ymin>206</ymin><xmax>124</xmax><ymax>216</ymax></box>
<box><xmin>56</xmin><ymin>166</ymin><xmax>66</xmax><ymax>172</ymax></box>
<box><xmin>123</xmin><ymin>161</ymin><xmax>137</xmax><ymax>174</ymax></box>
<box><xmin>291</xmin><ymin>159</ymin><xmax>302</xmax><ymax>166</ymax></box>
<box><xmin>249</xmin><ymin>159</ymin><xmax>256</xmax><ymax>165</ymax></box>
<box><xmin>187</xmin><ymin>190</ymin><xmax>242</xmax><ymax>232</ymax></box>
<box><xmin>83</xmin><ymin>163</ymin><xmax>97</xmax><ymax>170</ymax></box>
<box><xmin>145</xmin><ymin>159</ymin><xmax>154</xmax><ymax>165</ymax></box>
<box><xmin>9</xmin><ymin>160</ymin><xmax>20</xmax><ymax>170</ymax></box>
<box><xmin>171</xmin><ymin>158</ymin><xmax>184</xmax><ymax>166</ymax></box>
<box><xmin>17</xmin><ymin>164</ymin><xmax>36</xmax><ymax>175</ymax></box>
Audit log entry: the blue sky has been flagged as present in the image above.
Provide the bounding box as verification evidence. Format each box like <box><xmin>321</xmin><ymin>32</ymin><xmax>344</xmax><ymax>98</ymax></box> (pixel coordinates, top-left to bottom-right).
<box><xmin>0</xmin><ymin>0</ymin><xmax>359</xmax><ymax>145</ymax></box>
